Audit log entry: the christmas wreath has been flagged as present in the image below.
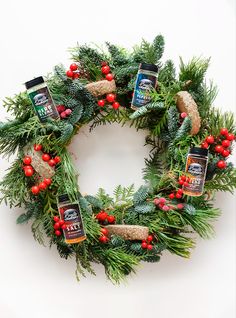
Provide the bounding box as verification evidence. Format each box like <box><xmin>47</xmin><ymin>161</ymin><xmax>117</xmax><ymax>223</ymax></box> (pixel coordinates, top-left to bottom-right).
<box><xmin>0</xmin><ymin>35</ymin><xmax>235</xmax><ymax>283</ymax></box>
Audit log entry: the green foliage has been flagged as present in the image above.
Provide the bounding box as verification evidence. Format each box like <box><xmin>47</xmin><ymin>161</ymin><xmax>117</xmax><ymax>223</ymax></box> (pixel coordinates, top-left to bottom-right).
<box><xmin>133</xmin><ymin>185</ymin><xmax>150</xmax><ymax>205</ymax></box>
<box><xmin>0</xmin><ymin>34</ymin><xmax>235</xmax><ymax>284</ymax></box>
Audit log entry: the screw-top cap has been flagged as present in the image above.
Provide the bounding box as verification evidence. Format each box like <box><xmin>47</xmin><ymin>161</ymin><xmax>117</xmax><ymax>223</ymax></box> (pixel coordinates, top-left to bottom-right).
<box><xmin>189</xmin><ymin>147</ymin><xmax>208</xmax><ymax>156</ymax></box>
<box><xmin>25</xmin><ymin>76</ymin><xmax>44</xmax><ymax>89</ymax></box>
<box><xmin>140</xmin><ymin>63</ymin><xmax>158</xmax><ymax>73</ymax></box>
<box><xmin>58</xmin><ymin>194</ymin><xmax>70</xmax><ymax>203</ymax></box>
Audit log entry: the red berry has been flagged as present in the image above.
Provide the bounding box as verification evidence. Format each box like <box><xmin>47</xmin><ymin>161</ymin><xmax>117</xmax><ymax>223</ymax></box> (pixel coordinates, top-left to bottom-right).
<box><xmin>39</xmin><ymin>181</ymin><xmax>47</xmax><ymax>190</ymax></box>
<box><xmin>59</xmin><ymin>220</ymin><xmax>65</xmax><ymax>226</ymax></box>
<box><xmin>56</xmin><ymin>105</ymin><xmax>66</xmax><ymax>113</ymax></box>
<box><xmin>147</xmin><ymin>244</ymin><xmax>153</xmax><ymax>250</ymax></box>
<box><xmin>73</xmin><ymin>73</ymin><xmax>80</xmax><ymax>79</ymax></box>
<box><xmin>99</xmin><ymin>235</ymin><xmax>108</xmax><ymax>243</ymax></box>
<box><xmin>61</xmin><ymin>224</ymin><xmax>66</xmax><ymax>230</ymax></box>
<box><xmin>153</xmin><ymin>198</ymin><xmax>160</xmax><ymax>205</ymax></box>
<box><xmin>53</xmin><ymin>216</ymin><xmax>59</xmax><ymax>222</ymax></box>
<box><xmin>180</xmin><ymin>112</ymin><xmax>187</xmax><ymax>118</ymax></box>
<box><xmin>106</xmin><ymin>73</ymin><xmax>113</xmax><ymax>81</ymax></box>
<box><xmin>101</xmin><ymin>65</ymin><xmax>110</xmax><ymax>74</ymax></box>
<box><xmin>101</xmin><ymin>61</ymin><xmax>107</xmax><ymax>66</ymax></box>
<box><xmin>60</xmin><ymin>111</ymin><xmax>67</xmax><ymax>119</ymax></box>
<box><xmin>226</xmin><ymin>133</ymin><xmax>235</xmax><ymax>141</ymax></box>
<box><xmin>220</xmin><ymin>128</ymin><xmax>228</xmax><ymax>136</ymax></box>
<box><xmin>24</xmin><ymin>168</ymin><xmax>34</xmax><ymax>177</ymax></box>
<box><xmin>205</xmin><ymin>135</ymin><xmax>215</xmax><ymax>144</ymax></box>
<box><xmin>177</xmin><ymin>188</ymin><xmax>183</xmax><ymax>194</ymax></box>
<box><xmin>99</xmin><ymin>212</ymin><xmax>108</xmax><ymax>221</ymax></box>
<box><xmin>175</xmin><ymin>193</ymin><xmax>182</xmax><ymax>199</ymax></box>
<box><xmin>106</xmin><ymin>93</ymin><xmax>116</xmax><ymax>103</ymax></box>
<box><xmin>217</xmin><ymin>160</ymin><xmax>227</xmax><ymax>169</ymax></box>
<box><xmin>221</xmin><ymin>149</ymin><xmax>230</xmax><ymax>157</ymax></box>
<box><xmin>159</xmin><ymin>197</ymin><xmax>166</xmax><ymax>204</ymax></box>
<box><xmin>162</xmin><ymin>205</ymin><xmax>170</xmax><ymax>212</ymax></box>
<box><xmin>183</xmin><ymin>181</ymin><xmax>189</xmax><ymax>187</ymax></box>
<box><xmin>31</xmin><ymin>185</ymin><xmax>40</xmax><ymax>195</ymax></box>
<box><xmin>177</xmin><ymin>203</ymin><xmax>184</xmax><ymax>209</ymax></box>
<box><xmin>65</xmin><ymin>108</ymin><xmax>72</xmax><ymax>116</ymax></box>
<box><xmin>98</xmin><ymin>99</ymin><xmax>105</xmax><ymax>107</ymax></box>
<box><xmin>34</xmin><ymin>144</ymin><xmax>42</xmax><ymax>151</ymax></box>
<box><xmin>222</xmin><ymin>139</ymin><xmax>231</xmax><ymax>148</ymax></box>
<box><xmin>101</xmin><ymin>228</ymin><xmax>108</xmax><ymax>236</ymax></box>
<box><xmin>55</xmin><ymin>230</ymin><xmax>61</xmax><ymax>236</ymax></box>
<box><xmin>201</xmin><ymin>141</ymin><xmax>209</xmax><ymax>149</ymax></box>
<box><xmin>23</xmin><ymin>156</ymin><xmax>32</xmax><ymax>165</ymax></box>
<box><xmin>54</xmin><ymin>156</ymin><xmax>61</xmax><ymax>164</ymax></box>
<box><xmin>54</xmin><ymin>222</ymin><xmax>60</xmax><ymax>230</ymax></box>
<box><xmin>66</xmin><ymin>70</ymin><xmax>74</xmax><ymax>78</ymax></box>
<box><xmin>112</xmin><ymin>102</ymin><xmax>120</xmax><ymax>110</ymax></box>
<box><xmin>141</xmin><ymin>242</ymin><xmax>148</xmax><ymax>249</ymax></box>
<box><xmin>42</xmin><ymin>154</ymin><xmax>50</xmax><ymax>162</ymax></box>
<box><xmin>70</xmin><ymin>63</ymin><xmax>78</xmax><ymax>71</ymax></box>
<box><xmin>180</xmin><ymin>175</ymin><xmax>186</xmax><ymax>181</ymax></box>
<box><xmin>215</xmin><ymin>145</ymin><xmax>224</xmax><ymax>153</ymax></box>
<box><xmin>169</xmin><ymin>193</ymin><xmax>175</xmax><ymax>199</ymax></box>
<box><xmin>44</xmin><ymin>178</ymin><xmax>52</xmax><ymax>185</ymax></box>
<box><xmin>147</xmin><ymin>235</ymin><xmax>153</xmax><ymax>242</ymax></box>
<box><xmin>48</xmin><ymin>159</ymin><xmax>56</xmax><ymax>167</ymax></box>
<box><xmin>23</xmin><ymin>165</ymin><xmax>32</xmax><ymax>170</ymax></box>
<box><xmin>107</xmin><ymin>215</ymin><xmax>115</xmax><ymax>224</ymax></box>
<box><xmin>178</xmin><ymin>179</ymin><xmax>184</xmax><ymax>185</ymax></box>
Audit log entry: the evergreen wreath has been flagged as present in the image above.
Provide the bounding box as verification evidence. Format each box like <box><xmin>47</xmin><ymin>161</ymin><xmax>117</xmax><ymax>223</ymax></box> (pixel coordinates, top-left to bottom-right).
<box><xmin>0</xmin><ymin>35</ymin><xmax>235</xmax><ymax>283</ymax></box>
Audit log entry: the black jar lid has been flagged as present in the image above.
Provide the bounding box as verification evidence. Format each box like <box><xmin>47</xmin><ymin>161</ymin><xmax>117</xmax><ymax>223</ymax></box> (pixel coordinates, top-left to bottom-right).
<box><xmin>140</xmin><ymin>63</ymin><xmax>158</xmax><ymax>73</ymax></box>
<box><xmin>189</xmin><ymin>147</ymin><xmax>208</xmax><ymax>156</ymax></box>
<box><xmin>58</xmin><ymin>194</ymin><xmax>70</xmax><ymax>203</ymax></box>
<box><xmin>25</xmin><ymin>76</ymin><xmax>44</xmax><ymax>89</ymax></box>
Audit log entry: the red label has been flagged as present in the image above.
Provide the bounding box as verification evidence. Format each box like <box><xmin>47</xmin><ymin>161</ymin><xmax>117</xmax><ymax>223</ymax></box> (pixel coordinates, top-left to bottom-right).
<box><xmin>59</xmin><ymin>203</ymin><xmax>85</xmax><ymax>241</ymax></box>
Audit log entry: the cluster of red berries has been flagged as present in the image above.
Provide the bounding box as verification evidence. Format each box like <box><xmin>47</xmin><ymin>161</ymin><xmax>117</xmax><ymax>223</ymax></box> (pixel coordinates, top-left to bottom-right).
<box><xmin>31</xmin><ymin>178</ymin><xmax>52</xmax><ymax>195</ymax></box>
<box><xmin>153</xmin><ymin>197</ymin><xmax>170</xmax><ymax>211</ymax></box>
<box><xmin>56</xmin><ymin>104</ymin><xmax>72</xmax><ymax>119</ymax></box>
<box><xmin>97</xmin><ymin>93</ymin><xmax>120</xmax><ymax>110</ymax></box>
<box><xmin>22</xmin><ymin>156</ymin><xmax>34</xmax><ymax>177</ymax></box>
<box><xmin>95</xmin><ymin>210</ymin><xmax>116</xmax><ymax>225</ymax></box>
<box><xmin>99</xmin><ymin>227</ymin><xmax>109</xmax><ymax>243</ymax></box>
<box><xmin>22</xmin><ymin>154</ymin><xmax>52</xmax><ymax>194</ymax></box>
<box><xmin>34</xmin><ymin>144</ymin><xmax>61</xmax><ymax>167</ymax></box>
<box><xmin>66</xmin><ymin>63</ymin><xmax>80</xmax><ymax>80</ymax></box>
<box><xmin>168</xmin><ymin>175</ymin><xmax>190</xmax><ymax>200</ymax></box>
<box><xmin>53</xmin><ymin>216</ymin><xmax>66</xmax><ymax>237</ymax></box>
<box><xmin>201</xmin><ymin>128</ymin><xmax>235</xmax><ymax>169</ymax></box>
<box><xmin>101</xmin><ymin>61</ymin><xmax>114</xmax><ymax>82</ymax></box>
<box><xmin>153</xmin><ymin>196</ymin><xmax>184</xmax><ymax>211</ymax></box>
<box><xmin>141</xmin><ymin>235</ymin><xmax>154</xmax><ymax>250</ymax></box>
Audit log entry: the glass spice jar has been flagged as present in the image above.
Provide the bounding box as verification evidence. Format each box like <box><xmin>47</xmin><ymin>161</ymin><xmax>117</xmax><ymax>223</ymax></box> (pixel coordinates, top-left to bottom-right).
<box><xmin>57</xmin><ymin>194</ymin><xmax>86</xmax><ymax>244</ymax></box>
<box><xmin>25</xmin><ymin>76</ymin><xmax>59</xmax><ymax>122</ymax></box>
<box><xmin>183</xmin><ymin>147</ymin><xmax>209</xmax><ymax>197</ymax></box>
<box><xmin>131</xmin><ymin>63</ymin><xmax>158</xmax><ymax>110</ymax></box>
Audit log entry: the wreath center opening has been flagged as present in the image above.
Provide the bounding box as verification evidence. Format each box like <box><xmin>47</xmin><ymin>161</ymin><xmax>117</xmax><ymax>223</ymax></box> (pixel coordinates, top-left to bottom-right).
<box><xmin>68</xmin><ymin>122</ymin><xmax>152</xmax><ymax>195</ymax></box>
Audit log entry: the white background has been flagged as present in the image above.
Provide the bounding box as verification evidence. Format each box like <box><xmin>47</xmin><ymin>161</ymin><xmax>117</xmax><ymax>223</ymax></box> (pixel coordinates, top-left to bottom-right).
<box><xmin>0</xmin><ymin>0</ymin><xmax>235</xmax><ymax>317</ymax></box>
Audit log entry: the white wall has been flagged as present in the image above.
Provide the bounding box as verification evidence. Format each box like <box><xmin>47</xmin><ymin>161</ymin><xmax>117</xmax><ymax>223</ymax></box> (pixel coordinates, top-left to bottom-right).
<box><xmin>0</xmin><ymin>1</ymin><xmax>235</xmax><ymax>317</ymax></box>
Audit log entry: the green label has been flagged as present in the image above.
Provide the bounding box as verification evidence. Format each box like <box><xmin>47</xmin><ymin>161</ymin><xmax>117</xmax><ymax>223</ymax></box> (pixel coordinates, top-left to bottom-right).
<box><xmin>28</xmin><ymin>87</ymin><xmax>59</xmax><ymax>122</ymax></box>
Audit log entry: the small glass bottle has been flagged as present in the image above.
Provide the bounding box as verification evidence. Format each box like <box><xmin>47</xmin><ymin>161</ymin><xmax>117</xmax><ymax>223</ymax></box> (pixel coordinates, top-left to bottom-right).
<box><xmin>25</xmin><ymin>76</ymin><xmax>59</xmax><ymax>122</ymax></box>
<box><xmin>183</xmin><ymin>147</ymin><xmax>209</xmax><ymax>197</ymax></box>
<box><xmin>57</xmin><ymin>194</ymin><xmax>86</xmax><ymax>244</ymax></box>
<box><xmin>131</xmin><ymin>63</ymin><xmax>158</xmax><ymax>110</ymax></box>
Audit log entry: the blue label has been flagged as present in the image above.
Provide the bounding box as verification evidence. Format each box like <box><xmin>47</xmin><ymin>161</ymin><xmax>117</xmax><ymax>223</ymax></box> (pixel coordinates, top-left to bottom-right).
<box><xmin>132</xmin><ymin>73</ymin><xmax>157</xmax><ymax>108</ymax></box>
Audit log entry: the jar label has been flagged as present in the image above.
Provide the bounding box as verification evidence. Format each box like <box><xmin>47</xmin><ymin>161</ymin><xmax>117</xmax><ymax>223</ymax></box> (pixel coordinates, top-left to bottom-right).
<box><xmin>183</xmin><ymin>156</ymin><xmax>208</xmax><ymax>196</ymax></box>
<box><xmin>28</xmin><ymin>87</ymin><xmax>59</xmax><ymax>122</ymax></box>
<box><xmin>132</xmin><ymin>73</ymin><xmax>157</xmax><ymax>108</ymax></box>
<box><xmin>59</xmin><ymin>203</ymin><xmax>86</xmax><ymax>241</ymax></box>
